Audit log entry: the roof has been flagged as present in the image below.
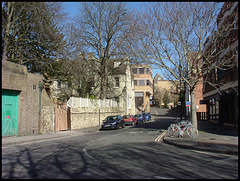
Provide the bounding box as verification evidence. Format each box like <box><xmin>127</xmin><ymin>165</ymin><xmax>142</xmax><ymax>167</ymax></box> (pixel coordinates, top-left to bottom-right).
<box><xmin>107</xmin><ymin>58</ymin><xmax>128</xmax><ymax>75</ymax></box>
<box><xmin>153</xmin><ymin>73</ymin><xmax>163</xmax><ymax>80</ymax></box>
<box><xmin>130</xmin><ymin>64</ymin><xmax>152</xmax><ymax>69</ymax></box>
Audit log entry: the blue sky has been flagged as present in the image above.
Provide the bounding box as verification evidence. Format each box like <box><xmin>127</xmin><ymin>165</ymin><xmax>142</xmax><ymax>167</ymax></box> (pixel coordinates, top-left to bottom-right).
<box><xmin>63</xmin><ymin>2</ymin><xmax>148</xmax><ymax>17</ymax></box>
<box><xmin>62</xmin><ymin>2</ymin><xmax>162</xmax><ymax>78</ymax></box>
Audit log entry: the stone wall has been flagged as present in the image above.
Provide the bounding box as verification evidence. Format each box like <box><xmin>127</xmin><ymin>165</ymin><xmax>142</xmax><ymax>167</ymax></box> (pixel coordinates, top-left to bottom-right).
<box><xmin>41</xmin><ymin>106</ymin><xmax>55</xmax><ymax>134</ymax></box>
<box><xmin>70</xmin><ymin>107</ymin><xmax>124</xmax><ymax>130</ymax></box>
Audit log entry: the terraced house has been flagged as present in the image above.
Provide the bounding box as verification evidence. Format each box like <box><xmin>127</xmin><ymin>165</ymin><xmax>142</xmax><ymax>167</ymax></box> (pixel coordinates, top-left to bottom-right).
<box><xmin>131</xmin><ymin>64</ymin><xmax>153</xmax><ymax>113</ymax></box>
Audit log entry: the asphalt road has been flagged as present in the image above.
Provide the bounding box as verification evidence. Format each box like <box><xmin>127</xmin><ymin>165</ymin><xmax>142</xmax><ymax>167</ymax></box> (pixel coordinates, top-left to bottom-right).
<box><xmin>2</xmin><ymin>107</ymin><xmax>238</xmax><ymax>179</ymax></box>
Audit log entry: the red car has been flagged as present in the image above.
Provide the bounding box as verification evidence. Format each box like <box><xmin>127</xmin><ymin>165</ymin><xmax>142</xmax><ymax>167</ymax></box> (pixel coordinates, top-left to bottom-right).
<box><xmin>123</xmin><ymin>115</ymin><xmax>137</xmax><ymax>126</ymax></box>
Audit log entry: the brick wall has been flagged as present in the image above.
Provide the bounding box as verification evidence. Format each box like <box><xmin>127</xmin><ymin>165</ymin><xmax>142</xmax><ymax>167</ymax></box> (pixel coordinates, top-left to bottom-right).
<box><xmin>194</xmin><ymin>81</ymin><xmax>206</xmax><ymax>112</ymax></box>
<box><xmin>2</xmin><ymin>61</ymin><xmax>54</xmax><ymax>136</ymax></box>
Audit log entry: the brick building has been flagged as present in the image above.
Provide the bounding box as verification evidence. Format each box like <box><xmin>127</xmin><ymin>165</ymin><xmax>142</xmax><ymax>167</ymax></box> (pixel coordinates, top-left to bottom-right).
<box><xmin>202</xmin><ymin>2</ymin><xmax>238</xmax><ymax>127</ymax></box>
<box><xmin>2</xmin><ymin>61</ymin><xmax>54</xmax><ymax>136</ymax></box>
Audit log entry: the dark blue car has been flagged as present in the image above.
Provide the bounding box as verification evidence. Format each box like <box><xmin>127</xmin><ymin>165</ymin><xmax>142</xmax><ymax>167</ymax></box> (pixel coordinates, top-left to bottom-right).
<box><xmin>101</xmin><ymin>115</ymin><xmax>125</xmax><ymax>130</ymax></box>
<box><xmin>135</xmin><ymin>114</ymin><xmax>145</xmax><ymax>123</ymax></box>
<box><xmin>146</xmin><ymin>112</ymin><xmax>152</xmax><ymax>121</ymax></box>
<box><xmin>142</xmin><ymin>112</ymin><xmax>152</xmax><ymax>121</ymax></box>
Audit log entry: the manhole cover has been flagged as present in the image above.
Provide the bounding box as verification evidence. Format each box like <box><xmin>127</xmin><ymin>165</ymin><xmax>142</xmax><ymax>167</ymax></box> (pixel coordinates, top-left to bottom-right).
<box><xmin>210</xmin><ymin>138</ymin><xmax>216</xmax><ymax>140</ymax></box>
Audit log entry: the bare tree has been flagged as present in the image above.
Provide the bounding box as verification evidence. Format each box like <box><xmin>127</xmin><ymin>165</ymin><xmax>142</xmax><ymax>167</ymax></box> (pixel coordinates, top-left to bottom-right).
<box><xmin>126</xmin><ymin>2</ymin><xmax>236</xmax><ymax>129</ymax></box>
<box><xmin>73</xmin><ymin>2</ymin><xmax>133</xmax><ymax>99</ymax></box>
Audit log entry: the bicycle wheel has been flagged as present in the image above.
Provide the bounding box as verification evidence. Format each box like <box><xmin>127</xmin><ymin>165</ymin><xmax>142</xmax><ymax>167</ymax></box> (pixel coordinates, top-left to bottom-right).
<box><xmin>167</xmin><ymin>124</ymin><xmax>180</xmax><ymax>138</ymax></box>
<box><xmin>187</xmin><ymin>125</ymin><xmax>199</xmax><ymax>138</ymax></box>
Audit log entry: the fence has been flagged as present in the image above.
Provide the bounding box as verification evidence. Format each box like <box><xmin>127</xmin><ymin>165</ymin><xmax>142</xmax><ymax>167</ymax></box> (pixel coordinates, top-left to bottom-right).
<box><xmin>67</xmin><ymin>97</ymin><xmax>118</xmax><ymax>108</ymax></box>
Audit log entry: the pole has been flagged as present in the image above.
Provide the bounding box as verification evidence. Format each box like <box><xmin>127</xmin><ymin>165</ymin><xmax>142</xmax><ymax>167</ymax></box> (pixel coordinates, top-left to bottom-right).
<box><xmin>38</xmin><ymin>81</ymin><xmax>43</xmax><ymax>134</ymax></box>
<box><xmin>99</xmin><ymin>108</ymin><xmax>101</xmax><ymax>128</ymax></box>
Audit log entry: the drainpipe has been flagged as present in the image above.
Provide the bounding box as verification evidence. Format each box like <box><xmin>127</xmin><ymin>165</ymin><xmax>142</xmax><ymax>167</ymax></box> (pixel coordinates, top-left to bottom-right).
<box><xmin>38</xmin><ymin>81</ymin><xmax>43</xmax><ymax>134</ymax></box>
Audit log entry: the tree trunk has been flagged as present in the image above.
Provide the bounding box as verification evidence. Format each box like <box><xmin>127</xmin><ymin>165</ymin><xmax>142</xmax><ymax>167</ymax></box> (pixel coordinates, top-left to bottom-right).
<box><xmin>190</xmin><ymin>89</ymin><xmax>198</xmax><ymax>130</ymax></box>
<box><xmin>2</xmin><ymin>45</ymin><xmax>8</xmax><ymax>61</ymax></box>
<box><xmin>99</xmin><ymin>65</ymin><xmax>107</xmax><ymax>100</ymax></box>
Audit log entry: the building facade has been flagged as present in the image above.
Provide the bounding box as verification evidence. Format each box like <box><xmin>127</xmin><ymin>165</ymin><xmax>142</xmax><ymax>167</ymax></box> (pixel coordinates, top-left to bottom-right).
<box><xmin>131</xmin><ymin>64</ymin><xmax>153</xmax><ymax>113</ymax></box>
<box><xmin>202</xmin><ymin>2</ymin><xmax>238</xmax><ymax>128</ymax></box>
<box><xmin>107</xmin><ymin>58</ymin><xmax>136</xmax><ymax>115</ymax></box>
<box><xmin>153</xmin><ymin>73</ymin><xmax>179</xmax><ymax>109</ymax></box>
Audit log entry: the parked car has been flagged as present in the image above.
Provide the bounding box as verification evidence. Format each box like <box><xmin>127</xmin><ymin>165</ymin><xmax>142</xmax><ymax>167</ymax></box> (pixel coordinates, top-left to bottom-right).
<box><xmin>101</xmin><ymin>115</ymin><xmax>125</xmax><ymax>130</ymax></box>
<box><xmin>142</xmin><ymin>112</ymin><xmax>148</xmax><ymax>121</ymax></box>
<box><xmin>134</xmin><ymin>114</ymin><xmax>145</xmax><ymax>124</ymax></box>
<box><xmin>123</xmin><ymin>115</ymin><xmax>137</xmax><ymax>126</ymax></box>
<box><xmin>142</xmin><ymin>112</ymin><xmax>152</xmax><ymax>121</ymax></box>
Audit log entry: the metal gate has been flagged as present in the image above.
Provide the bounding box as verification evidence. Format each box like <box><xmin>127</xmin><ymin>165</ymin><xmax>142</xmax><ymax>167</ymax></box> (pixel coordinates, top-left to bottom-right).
<box><xmin>55</xmin><ymin>103</ymin><xmax>70</xmax><ymax>131</ymax></box>
<box><xmin>2</xmin><ymin>90</ymin><xmax>20</xmax><ymax>136</ymax></box>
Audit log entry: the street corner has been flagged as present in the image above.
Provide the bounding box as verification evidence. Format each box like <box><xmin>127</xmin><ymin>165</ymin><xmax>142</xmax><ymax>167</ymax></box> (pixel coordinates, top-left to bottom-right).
<box><xmin>162</xmin><ymin>135</ymin><xmax>201</xmax><ymax>149</ymax></box>
<box><xmin>155</xmin><ymin>130</ymin><xmax>167</xmax><ymax>143</ymax></box>
<box><xmin>162</xmin><ymin>135</ymin><xmax>239</xmax><ymax>155</ymax></box>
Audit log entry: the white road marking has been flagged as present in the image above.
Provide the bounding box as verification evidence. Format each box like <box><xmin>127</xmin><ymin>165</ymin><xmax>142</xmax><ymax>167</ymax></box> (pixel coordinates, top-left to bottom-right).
<box><xmin>155</xmin><ymin>130</ymin><xmax>167</xmax><ymax>143</ymax></box>
<box><xmin>154</xmin><ymin>175</ymin><xmax>175</xmax><ymax>179</ymax></box>
<box><xmin>83</xmin><ymin>148</ymin><xmax>100</xmax><ymax>163</ymax></box>
<box><xmin>191</xmin><ymin>150</ymin><xmax>233</xmax><ymax>157</ymax></box>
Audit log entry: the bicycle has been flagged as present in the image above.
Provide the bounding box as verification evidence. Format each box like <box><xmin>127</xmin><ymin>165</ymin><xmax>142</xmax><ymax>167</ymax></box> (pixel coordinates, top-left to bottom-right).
<box><xmin>167</xmin><ymin>119</ymin><xmax>199</xmax><ymax>139</ymax></box>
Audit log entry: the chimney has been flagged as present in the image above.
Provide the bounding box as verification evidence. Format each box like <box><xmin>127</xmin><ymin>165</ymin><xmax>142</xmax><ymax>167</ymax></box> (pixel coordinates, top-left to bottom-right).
<box><xmin>79</xmin><ymin>52</ymin><xmax>86</xmax><ymax>59</ymax></box>
<box><xmin>87</xmin><ymin>52</ymin><xmax>95</xmax><ymax>59</ymax></box>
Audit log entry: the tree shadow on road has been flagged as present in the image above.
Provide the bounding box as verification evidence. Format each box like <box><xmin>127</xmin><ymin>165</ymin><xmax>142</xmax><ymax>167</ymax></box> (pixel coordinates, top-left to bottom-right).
<box><xmin>2</xmin><ymin>142</ymin><xmax>124</xmax><ymax>179</ymax></box>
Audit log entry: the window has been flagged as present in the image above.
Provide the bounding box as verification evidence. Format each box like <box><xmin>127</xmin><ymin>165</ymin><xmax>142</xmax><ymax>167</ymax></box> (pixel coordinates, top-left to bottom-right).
<box><xmin>33</xmin><ymin>85</ymin><xmax>36</xmax><ymax>89</ymax></box>
<box><xmin>146</xmin><ymin>80</ymin><xmax>150</xmax><ymax>85</ymax></box>
<box><xmin>115</xmin><ymin>77</ymin><xmax>119</xmax><ymax>87</ymax></box>
<box><xmin>234</xmin><ymin>16</ymin><xmax>237</xmax><ymax>29</ymax></box>
<box><xmin>57</xmin><ymin>81</ymin><xmax>61</xmax><ymax>88</ymax></box>
<box><xmin>132</xmin><ymin>68</ymin><xmax>137</xmax><ymax>74</ymax></box>
<box><xmin>134</xmin><ymin>80</ymin><xmax>138</xmax><ymax>85</ymax></box>
<box><xmin>68</xmin><ymin>81</ymin><xmax>72</xmax><ymax>88</ymax></box>
<box><xmin>139</xmin><ymin>68</ymin><xmax>144</xmax><ymax>74</ymax></box>
<box><xmin>146</xmin><ymin>68</ymin><xmax>149</xmax><ymax>74</ymax></box>
<box><xmin>139</xmin><ymin>80</ymin><xmax>145</xmax><ymax>86</ymax></box>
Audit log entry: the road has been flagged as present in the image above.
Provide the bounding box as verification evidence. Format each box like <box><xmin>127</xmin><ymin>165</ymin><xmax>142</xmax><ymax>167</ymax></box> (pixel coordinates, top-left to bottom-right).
<box><xmin>2</xmin><ymin>107</ymin><xmax>238</xmax><ymax>179</ymax></box>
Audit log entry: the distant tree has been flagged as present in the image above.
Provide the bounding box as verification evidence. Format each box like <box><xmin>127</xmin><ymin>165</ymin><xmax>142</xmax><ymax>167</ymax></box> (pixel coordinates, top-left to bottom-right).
<box><xmin>154</xmin><ymin>88</ymin><xmax>163</xmax><ymax>107</ymax></box>
<box><xmin>162</xmin><ymin>90</ymin><xmax>170</xmax><ymax>108</ymax></box>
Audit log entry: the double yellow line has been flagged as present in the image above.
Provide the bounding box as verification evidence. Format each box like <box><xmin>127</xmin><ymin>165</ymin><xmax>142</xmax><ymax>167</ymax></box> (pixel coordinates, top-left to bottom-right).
<box><xmin>155</xmin><ymin>130</ymin><xmax>167</xmax><ymax>143</ymax></box>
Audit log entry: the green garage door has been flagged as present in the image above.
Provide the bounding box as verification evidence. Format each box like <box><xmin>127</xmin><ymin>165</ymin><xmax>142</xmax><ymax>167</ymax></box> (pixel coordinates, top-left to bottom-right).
<box><xmin>2</xmin><ymin>90</ymin><xmax>20</xmax><ymax>136</ymax></box>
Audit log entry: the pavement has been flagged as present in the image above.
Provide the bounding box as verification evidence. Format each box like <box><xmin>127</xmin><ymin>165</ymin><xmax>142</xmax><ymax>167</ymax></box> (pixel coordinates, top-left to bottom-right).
<box><xmin>2</xmin><ymin>120</ymin><xmax>238</xmax><ymax>155</ymax></box>
<box><xmin>2</xmin><ymin>126</ymin><xmax>100</xmax><ymax>147</ymax></box>
<box><xmin>163</xmin><ymin>120</ymin><xmax>238</xmax><ymax>155</ymax></box>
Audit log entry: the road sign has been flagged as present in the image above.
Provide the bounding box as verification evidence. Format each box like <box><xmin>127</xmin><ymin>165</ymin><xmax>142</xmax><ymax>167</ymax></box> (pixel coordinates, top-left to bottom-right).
<box><xmin>186</xmin><ymin>101</ymin><xmax>191</xmax><ymax>107</ymax></box>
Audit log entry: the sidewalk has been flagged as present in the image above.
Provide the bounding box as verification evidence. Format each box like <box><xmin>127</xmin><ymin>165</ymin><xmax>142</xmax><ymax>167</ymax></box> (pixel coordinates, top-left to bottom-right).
<box><xmin>2</xmin><ymin>126</ymin><xmax>100</xmax><ymax>147</ymax></box>
<box><xmin>163</xmin><ymin>120</ymin><xmax>238</xmax><ymax>155</ymax></box>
